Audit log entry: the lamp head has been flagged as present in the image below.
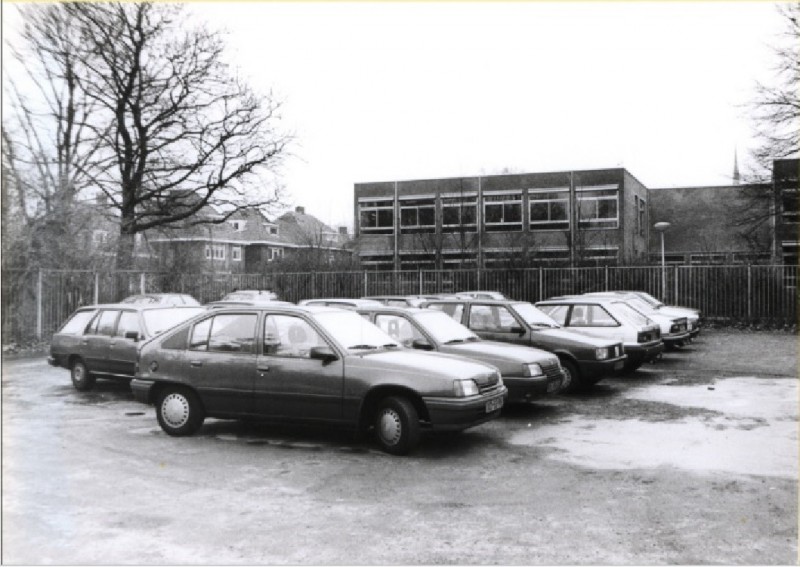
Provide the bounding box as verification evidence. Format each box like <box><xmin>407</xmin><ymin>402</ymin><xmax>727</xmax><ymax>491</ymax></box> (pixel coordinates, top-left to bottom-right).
<box><xmin>653</xmin><ymin>221</ymin><xmax>671</xmax><ymax>233</ymax></box>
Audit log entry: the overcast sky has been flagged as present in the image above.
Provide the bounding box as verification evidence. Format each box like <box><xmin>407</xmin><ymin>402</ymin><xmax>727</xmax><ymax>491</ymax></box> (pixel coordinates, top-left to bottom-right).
<box><xmin>5</xmin><ymin>2</ymin><xmax>787</xmax><ymax>230</ymax></box>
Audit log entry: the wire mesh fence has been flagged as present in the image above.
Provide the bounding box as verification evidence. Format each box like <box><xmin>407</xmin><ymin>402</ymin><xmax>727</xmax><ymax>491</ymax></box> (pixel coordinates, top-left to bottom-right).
<box><xmin>2</xmin><ymin>264</ymin><xmax>796</xmax><ymax>343</ymax></box>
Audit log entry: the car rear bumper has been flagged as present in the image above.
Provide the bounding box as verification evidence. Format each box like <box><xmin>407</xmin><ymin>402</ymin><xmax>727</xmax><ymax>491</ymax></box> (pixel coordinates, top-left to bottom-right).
<box><xmin>423</xmin><ymin>386</ymin><xmax>507</xmax><ymax>431</ymax></box>
<box><xmin>130</xmin><ymin>378</ymin><xmax>155</xmax><ymax>404</ymax></box>
<box><xmin>504</xmin><ymin>371</ymin><xmax>564</xmax><ymax>402</ymax></box>
<box><xmin>625</xmin><ymin>341</ymin><xmax>665</xmax><ymax>363</ymax></box>
<box><xmin>663</xmin><ymin>331</ymin><xmax>692</xmax><ymax>345</ymax></box>
<box><xmin>578</xmin><ymin>355</ymin><xmax>627</xmax><ymax>379</ymax></box>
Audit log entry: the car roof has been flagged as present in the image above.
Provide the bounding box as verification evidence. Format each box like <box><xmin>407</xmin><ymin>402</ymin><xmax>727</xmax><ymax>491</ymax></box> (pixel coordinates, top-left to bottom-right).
<box><xmin>355</xmin><ymin>305</ymin><xmax>429</xmax><ymax>315</ymax></box>
<box><xmin>205</xmin><ymin>303</ymin><xmax>344</xmax><ymax>316</ymax></box>
<box><xmin>300</xmin><ymin>298</ymin><xmax>383</xmax><ymax>306</ymax></box>
<box><xmin>74</xmin><ymin>303</ymin><xmax>204</xmax><ymax>311</ymax></box>
<box><xmin>537</xmin><ymin>297</ymin><xmax>624</xmax><ymax>306</ymax></box>
<box><xmin>422</xmin><ymin>298</ymin><xmax>518</xmax><ymax>306</ymax></box>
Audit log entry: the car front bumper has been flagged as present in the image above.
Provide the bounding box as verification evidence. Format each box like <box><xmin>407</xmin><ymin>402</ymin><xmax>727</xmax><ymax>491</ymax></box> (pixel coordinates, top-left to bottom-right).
<box><xmin>130</xmin><ymin>378</ymin><xmax>155</xmax><ymax>404</ymax></box>
<box><xmin>577</xmin><ymin>355</ymin><xmax>628</xmax><ymax>379</ymax></box>
<box><xmin>504</xmin><ymin>371</ymin><xmax>565</xmax><ymax>402</ymax></box>
<box><xmin>423</xmin><ymin>385</ymin><xmax>508</xmax><ymax>431</ymax></box>
<box><xmin>663</xmin><ymin>330</ymin><xmax>692</xmax><ymax>345</ymax></box>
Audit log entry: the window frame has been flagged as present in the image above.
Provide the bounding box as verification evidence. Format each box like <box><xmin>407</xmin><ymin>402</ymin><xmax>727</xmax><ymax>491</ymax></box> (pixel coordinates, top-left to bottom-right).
<box><xmin>483</xmin><ymin>192</ymin><xmax>523</xmax><ymax>232</ymax></box>
<box><xmin>359</xmin><ymin>198</ymin><xmax>395</xmax><ymax>234</ymax></box>
<box><xmin>528</xmin><ymin>187</ymin><xmax>570</xmax><ymax>231</ymax></box>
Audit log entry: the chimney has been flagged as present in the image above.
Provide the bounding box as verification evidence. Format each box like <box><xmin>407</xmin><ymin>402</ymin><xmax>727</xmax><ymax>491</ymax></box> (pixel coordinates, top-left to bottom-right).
<box><xmin>295</xmin><ymin>206</ymin><xmax>305</xmax><ymax>214</ymax></box>
<box><xmin>338</xmin><ymin>226</ymin><xmax>348</xmax><ymax>236</ymax></box>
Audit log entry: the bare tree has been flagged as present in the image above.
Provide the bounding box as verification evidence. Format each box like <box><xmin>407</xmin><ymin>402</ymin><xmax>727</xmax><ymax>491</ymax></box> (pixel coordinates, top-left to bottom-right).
<box><xmin>6</xmin><ymin>2</ymin><xmax>290</xmax><ymax>271</ymax></box>
<box><xmin>2</xmin><ymin>3</ymin><xmax>104</xmax><ymax>269</ymax></box>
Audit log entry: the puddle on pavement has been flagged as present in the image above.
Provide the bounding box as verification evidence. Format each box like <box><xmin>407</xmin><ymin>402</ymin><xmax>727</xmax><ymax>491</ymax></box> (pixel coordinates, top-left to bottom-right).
<box><xmin>508</xmin><ymin>377</ymin><xmax>798</xmax><ymax>478</ymax></box>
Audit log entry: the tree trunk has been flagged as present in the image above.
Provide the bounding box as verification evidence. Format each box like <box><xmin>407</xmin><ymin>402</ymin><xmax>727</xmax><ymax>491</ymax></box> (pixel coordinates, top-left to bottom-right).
<box><xmin>116</xmin><ymin>230</ymin><xmax>135</xmax><ymax>270</ymax></box>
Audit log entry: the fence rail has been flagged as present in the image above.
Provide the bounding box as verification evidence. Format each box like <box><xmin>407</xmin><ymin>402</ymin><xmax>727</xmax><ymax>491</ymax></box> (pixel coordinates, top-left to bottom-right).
<box><xmin>2</xmin><ymin>265</ymin><xmax>797</xmax><ymax>343</ymax></box>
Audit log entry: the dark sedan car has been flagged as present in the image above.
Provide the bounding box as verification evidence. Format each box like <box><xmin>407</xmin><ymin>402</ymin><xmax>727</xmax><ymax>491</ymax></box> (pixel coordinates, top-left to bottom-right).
<box><xmin>131</xmin><ymin>304</ymin><xmax>507</xmax><ymax>455</ymax></box>
<box><xmin>421</xmin><ymin>299</ymin><xmax>625</xmax><ymax>392</ymax></box>
<box><xmin>357</xmin><ymin>305</ymin><xmax>564</xmax><ymax>402</ymax></box>
<box><xmin>49</xmin><ymin>304</ymin><xmax>205</xmax><ymax>391</ymax></box>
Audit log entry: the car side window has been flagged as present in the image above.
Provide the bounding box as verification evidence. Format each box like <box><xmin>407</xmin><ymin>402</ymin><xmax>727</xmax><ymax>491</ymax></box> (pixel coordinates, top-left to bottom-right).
<box><xmin>192</xmin><ymin>313</ymin><xmax>257</xmax><ymax>353</ymax></box>
<box><xmin>59</xmin><ymin>310</ymin><xmax>96</xmax><ymax>335</ymax></box>
<box><xmin>569</xmin><ymin>305</ymin><xmax>618</xmax><ymax>327</ymax></box>
<box><xmin>95</xmin><ymin>310</ymin><xmax>120</xmax><ymax>336</ymax></box>
<box><xmin>263</xmin><ymin>315</ymin><xmax>326</xmax><ymax>359</ymax></box>
<box><xmin>469</xmin><ymin>305</ymin><xmax>518</xmax><ymax>332</ymax></box>
<box><xmin>540</xmin><ymin>305</ymin><xmax>569</xmax><ymax>325</ymax></box>
<box><xmin>115</xmin><ymin>311</ymin><xmax>141</xmax><ymax>338</ymax></box>
<box><xmin>375</xmin><ymin>314</ymin><xmax>423</xmax><ymax>347</ymax></box>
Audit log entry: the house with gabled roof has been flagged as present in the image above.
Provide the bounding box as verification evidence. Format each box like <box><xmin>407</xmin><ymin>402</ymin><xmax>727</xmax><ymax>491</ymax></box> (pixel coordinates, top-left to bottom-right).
<box><xmin>146</xmin><ymin>205</ymin><xmax>352</xmax><ymax>273</ymax></box>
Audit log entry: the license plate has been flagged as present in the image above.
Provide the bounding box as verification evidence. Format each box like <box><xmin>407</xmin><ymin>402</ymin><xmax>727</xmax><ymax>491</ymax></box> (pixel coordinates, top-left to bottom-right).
<box><xmin>614</xmin><ymin>360</ymin><xmax>624</xmax><ymax>371</ymax></box>
<box><xmin>485</xmin><ymin>397</ymin><xmax>503</xmax><ymax>413</ymax></box>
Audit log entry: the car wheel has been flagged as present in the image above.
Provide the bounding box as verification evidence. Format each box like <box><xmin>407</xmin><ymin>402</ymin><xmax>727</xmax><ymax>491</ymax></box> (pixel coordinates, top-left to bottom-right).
<box><xmin>156</xmin><ymin>386</ymin><xmax>205</xmax><ymax>437</ymax></box>
<box><xmin>374</xmin><ymin>396</ymin><xmax>420</xmax><ymax>455</ymax></box>
<box><xmin>559</xmin><ymin>358</ymin><xmax>583</xmax><ymax>393</ymax></box>
<box><xmin>70</xmin><ymin>359</ymin><xmax>96</xmax><ymax>392</ymax></box>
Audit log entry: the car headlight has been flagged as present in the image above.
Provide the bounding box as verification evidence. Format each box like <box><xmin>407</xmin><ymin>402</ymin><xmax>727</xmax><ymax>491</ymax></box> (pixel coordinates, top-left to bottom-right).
<box><xmin>523</xmin><ymin>363</ymin><xmax>543</xmax><ymax>377</ymax></box>
<box><xmin>453</xmin><ymin>379</ymin><xmax>479</xmax><ymax>397</ymax></box>
<box><xmin>596</xmin><ymin>348</ymin><xmax>609</xmax><ymax>360</ymax></box>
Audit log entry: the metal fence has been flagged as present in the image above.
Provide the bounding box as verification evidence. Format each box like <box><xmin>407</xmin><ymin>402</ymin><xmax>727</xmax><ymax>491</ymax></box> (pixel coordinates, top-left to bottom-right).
<box><xmin>2</xmin><ymin>264</ymin><xmax>797</xmax><ymax>343</ymax></box>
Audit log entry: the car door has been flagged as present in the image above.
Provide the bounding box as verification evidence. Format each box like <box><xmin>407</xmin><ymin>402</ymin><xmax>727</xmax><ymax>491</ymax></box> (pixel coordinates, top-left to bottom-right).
<box><xmin>82</xmin><ymin>309</ymin><xmax>121</xmax><ymax>374</ymax></box>
<box><xmin>107</xmin><ymin>309</ymin><xmax>141</xmax><ymax>376</ymax></box>
<box><xmin>185</xmin><ymin>312</ymin><xmax>260</xmax><ymax>417</ymax></box>
<box><xmin>466</xmin><ymin>304</ymin><xmax>529</xmax><ymax>346</ymax></box>
<box><xmin>253</xmin><ymin>313</ymin><xmax>345</xmax><ymax>423</ymax></box>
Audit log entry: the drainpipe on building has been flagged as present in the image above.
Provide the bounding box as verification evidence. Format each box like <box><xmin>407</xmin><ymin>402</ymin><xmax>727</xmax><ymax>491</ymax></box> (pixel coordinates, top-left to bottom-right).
<box><xmin>569</xmin><ymin>171</ymin><xmax>576</xmax><ymax>268</ymax></box>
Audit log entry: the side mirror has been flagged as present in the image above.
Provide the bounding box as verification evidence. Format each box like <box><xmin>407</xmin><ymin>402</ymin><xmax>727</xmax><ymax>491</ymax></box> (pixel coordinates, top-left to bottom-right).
<box><xmin>309</xmin><ymin>345</ymin><xmax>338</xmax><ymax>364</ymax></box>
<box><xmin>509</xmin><ymin>326</ymin><xmax>525</xmax><ymax>336</ymax></box>
<box><xmin>124</xmin><ymin>331</ymin><xmax>140</xmax><ymax>342</ymax></box>
<box><xmin>411</xmin><ymin>338</ymin><xmax>434</xmax><ymax>351</ymax></box>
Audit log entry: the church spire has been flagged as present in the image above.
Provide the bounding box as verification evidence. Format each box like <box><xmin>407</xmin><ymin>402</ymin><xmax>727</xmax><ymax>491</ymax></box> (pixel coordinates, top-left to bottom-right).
<box><xmin>733</xmin><ymin>147</ymin><xmax>740</xmax><ymax>185</ymax></box>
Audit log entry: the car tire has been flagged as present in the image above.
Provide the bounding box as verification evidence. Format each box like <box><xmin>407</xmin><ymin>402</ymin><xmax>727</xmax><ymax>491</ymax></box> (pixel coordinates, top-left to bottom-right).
<box><xmin>559</xmin><ymin>358</ymin><xmax>583</xmax><ymax>393</ymax></box>
<box><xmin>374</xmin><ymin>396</ymin><xmax>420</xmax><ymax>455</ymax></box>
<box><xmin>70</xmin><ymin>359</ymin><xmax>96</xmax><ymax>392</ymax></box>
<box><xmin>156</xmin><ymin>386</ymin><xmax>205</xmax><ymax>437</ymax></box>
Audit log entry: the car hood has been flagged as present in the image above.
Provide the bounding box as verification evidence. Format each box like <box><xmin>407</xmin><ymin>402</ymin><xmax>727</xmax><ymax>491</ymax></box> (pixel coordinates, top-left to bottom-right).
<box><xmin>352</xmin><ymin>349</ymin><xmax>500</xmax><ymax>386</ymax></box>
<box><xmin>536</xmin><ymin>327</ymin><xmax>618</xmax><ymax>348</ymax></box>
<box><xmin>441</xmin><ymin>340</ymin><xmax>557</xmax><ymax>368</ymax></box>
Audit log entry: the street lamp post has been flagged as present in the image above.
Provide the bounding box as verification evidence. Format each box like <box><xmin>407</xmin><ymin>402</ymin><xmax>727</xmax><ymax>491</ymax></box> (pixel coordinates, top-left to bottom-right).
<box><xmin>654</xmin><ymin>222</ymin><xmax>671</xmax><ymax>300</ymax></box>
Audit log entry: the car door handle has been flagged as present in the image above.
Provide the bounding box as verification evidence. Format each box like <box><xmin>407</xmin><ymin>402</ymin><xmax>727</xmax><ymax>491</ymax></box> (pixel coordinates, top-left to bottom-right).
<box><xmin>190</xmin><ymin>360</ymin><xmax>203</xmax><ymax>367</ymax></box>
<box><xmin>257</xmin><ymin>366</ymin><xmax>270</xmax><ymax>372</ymax></box>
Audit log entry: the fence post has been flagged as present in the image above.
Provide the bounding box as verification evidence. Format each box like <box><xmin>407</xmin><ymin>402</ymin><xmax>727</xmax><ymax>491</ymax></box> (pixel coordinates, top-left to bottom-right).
<box><xmin>36</xmin><ymin>269</ymin><xmax>43</xmax><ymax>340</ymax></box>
<box><xmin>418</xmin><ymin>270</ymin><xmax>423</xmax><ymax>295</ymax></box>
<box><xmin>140</xmin><ymin>272</ymin><xmax>146</xmax><ymax>294</ymax></box>
<box><xmin>604</xmin><ymin>265</ymin><xmax>609</xmax><ymax>291</ymax></box>
<box><xmin>364</xmin><ymin>271</ymin><xmax>368</xmax><ymax>295</ymax></box>
<box><xmin>672</xmin><ymin>265</ymin><xmax>678</xmax><ymax>304</ymax></box>
<box><xmin>747</xmin><ymin>264</ymin><xmax>752</xmax><ymax>320</ymax></box>
<box><xmin>539</xmin><ymin>267</ymin><xmax>543</xmax><ymax>301</ymax></box>
<box><xmin>94</xmin><ymin>272</ymin><xmax>100</xmax><ymax>304</ymax></box>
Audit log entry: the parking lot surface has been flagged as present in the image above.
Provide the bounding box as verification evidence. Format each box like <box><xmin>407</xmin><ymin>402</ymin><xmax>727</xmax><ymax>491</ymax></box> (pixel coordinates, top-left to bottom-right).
<box><xmin>2</xmin><ymin>330</ymin><xmax>797</xmax><ymax>564</ymax></box>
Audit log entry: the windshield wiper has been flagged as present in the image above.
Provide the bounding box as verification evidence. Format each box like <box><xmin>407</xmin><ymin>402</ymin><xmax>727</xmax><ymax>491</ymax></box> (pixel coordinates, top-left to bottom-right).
<box><xmin>530</xmin><ymin>322</ymin><xmax>558</xmax><ymax>328</ymax></box>
<box><xmin>444</xmin><ymin>338</ymin><xmax>467</xmax><ymax>344</ymax></box>
<box><xmin>381</xmin><ymin>343</ymin><xmax>400</xmax><ymax>348</ymax></box>
<box><xmin>348</xmin><ymin>344</ymin><xmax>378</xmax><ymax>350</ymax></box>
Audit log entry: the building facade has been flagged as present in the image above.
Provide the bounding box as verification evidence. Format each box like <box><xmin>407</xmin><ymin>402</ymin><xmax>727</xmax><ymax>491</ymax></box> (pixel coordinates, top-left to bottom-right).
<box><xmin>354</xmin><ymin>168</ymin><xmax>650</xmax><ymax>270</ymax></box>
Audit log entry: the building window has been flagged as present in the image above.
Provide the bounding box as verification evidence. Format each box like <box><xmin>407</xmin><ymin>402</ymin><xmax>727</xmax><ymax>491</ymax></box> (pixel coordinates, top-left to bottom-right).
<box><xmin>228</xmin><ymin>220</ymin><xmax>246</xmax><ymax>231</ymax></box>
<box><xmin>781</xmin><ymin>242</ymin><xmax>797</xmax><ymax>287</ymax></box>
<box><xmin>359</xmin><ymin>198</ymin><xmax>394</xmax><ymax>234</ymax></box>
<box><xmin>442</xmin><ymin>251</ymin><xmax>477</xmax><ymax>268</ymax></box>
<box><xmin>268</xmin><ymin>226</ymin><xmax>278</xmax><ymax>235</ymax></box>
<box><xmin>399</xmin><ymin>198</ymin><xmax>436</xmax><ymax>233</ymax></box>
<box><xmin>232</xmin><ymin>246</ymin><xmax>242</xmax><ymax>261</ymax></box>
<box><xmin>360</xmin><ymin>254</ymin><xmax>394</xmax><ymax>270</ymax></box>
<box><xmin>92</xmin><ymin>230</ymin><xmax>109</xmax><ymax>245</ymax></box>
<box><xmin>268</xmin><ymin>248</ymin><xmax>283</xmax><ymax>262</ymax></box>
<box><xmin>782</xmin><ymin>188</ymin><xmax>798</xmax><ymax>224</ymax></box>
<box><xmin>441</xmin><ymin>196</ymin><xmax>477</xmax><ymax>232</ymax></box>
<box><xmin>576</xmin><ymin>185</ymin><xmax>619</xmax><ymax>228</ymax></box>
<box><xmin>483</xmin><ymin>192</ymin><xmax>522</xmax><ymax>232</ymax></box>
<box><xmin>205</xmin><ymin>244</ymin><xmax>226</xmax><ymax>260</ymax></box>
<box><xmin>529</xmin><ymin>188</ymin><xmax>569</xmax><ymax>230</ymax></box>
<box><xmin>637</xmin><ymin>196</ymin><xmax>647</xmax><ymax>236</ymax></box>
<box><xmin>399</xmin><ymin>252</ymin><xmax>436</xmax><ymax>270</ymax></box>
<box><xmin>528</xmin><ymin>248</ymin><xmax>571</xmax><ymax>263</ymax></box>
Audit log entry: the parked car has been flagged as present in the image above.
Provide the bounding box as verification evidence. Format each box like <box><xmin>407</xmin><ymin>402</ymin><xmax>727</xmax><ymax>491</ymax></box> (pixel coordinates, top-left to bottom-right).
<box><xmin>121</xmin><ymin>293</ymin><xmax>200</xmax><ymax>306</ymax></box>
<box><xmin>49</xmin><ymin>304</ymin><xmax>206</xmax><ymax>391</ymax></box>
<box><xmin>580</xmin><ymin>292</ymin><xmax>693</xmax><ymax>348</ymax></box>
<box><xmin>535</xmin><ymin>296</ymin><xmax>664</xmax><ymax>373</ymax></box>
<box><xmin>455</xmin><ymin>291</ymin><xmax>507</xmax><ymax>300</ymax></box>
<box><xmin>622</xmin><ymin>291</ymin><xmax>701</xmax><ymax>337</ymax></box>
<box><xmin>420</xmin><ymin>299</ymin><xmax>625</xmax><ymax>391</ymax></box>
<box><xmin>130</xmin><ymin>304</ymin><xmax>507</xmax><ymax>455</ymax></box>
<box><xmin>219</xmin><ymin>290</ymin><xmax>280</xmax><ymax>302</ymax></box>
<box><xmin>362</xmin><ymin>295</ymin><xmax>430</xmax><ymax>307</ymax></box>
<box><xmin>298</xmin><ymin>298</ymin><xmax>383</xmax><ymax>310</ymax></box>
<box><xmin>357</xmin><ymin>305</ymin><xmax>565</xmax><ymax>402</ymax></box>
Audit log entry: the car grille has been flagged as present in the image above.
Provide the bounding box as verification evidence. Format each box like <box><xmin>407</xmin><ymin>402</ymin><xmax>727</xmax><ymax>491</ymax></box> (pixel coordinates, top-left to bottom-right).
<box><xmin>478</xmin><ymin>371</ymin><xmax>501</xmax><ymax>394</ymax></box>
<box><xmin>540</xmin><ymin>359</ymin><xmax>563</xmax><ymax>378</ymax></box>
<box><xmin>638</xmin><ymin>330</ymin><xmax>659</xmax><ymax>343</ymax></box>
<box><xmin>611</xmin><ymin>344</ymin><xmax>623</xmax><ymax>358</ymax></box>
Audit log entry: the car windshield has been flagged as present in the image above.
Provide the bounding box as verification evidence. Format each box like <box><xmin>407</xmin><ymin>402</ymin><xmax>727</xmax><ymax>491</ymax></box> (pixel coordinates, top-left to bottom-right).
<box><xmin>142</xmin><ymin>307</ymin><xmax>205</xmax><ymax>336</ymax></box>
<box><xmin>313</xmin><ymin>310</ymin><xmax>400</xmax><ymax>351</ymax></box>
<box><xmin>611</xmin><ymin>302</ymin><xmax>652</xmax><ymax>326</ymax></box>
<box><xmin>635</xmin><ymin>292</ymin><xmax>664</xmax><ymax>308</ymax></box>
<box><xmin>511</xmin><ymin>302</ymin><xmax>560</xmax><ymax>327</ymax></box>
<box><xmin>413</xmin><ymin>311</ymin><xmax>479</xmax><ymax>344</ymax></box>
<box><xmin>625</xmin><ymin>296</ymin><xmax>657</xmax><ymax>313</ymax></box>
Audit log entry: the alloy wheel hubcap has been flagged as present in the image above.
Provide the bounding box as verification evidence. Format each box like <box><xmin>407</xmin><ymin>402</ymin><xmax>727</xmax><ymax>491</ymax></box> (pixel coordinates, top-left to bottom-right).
<box><xmin>73</xmin><ymin>366</ymin><xmax>84</xmax><ymax>383</ymax></box>
<box><xmin>162</xmin><ymin>394</ymin><xmax>190</xmax><ymax>428</ymax></box>
<box><xmin>562</xmin><ymin>367</ymin><xmax>572</xmax><ymax>389</ymax></box>
<box><xmin>378</xmin><ymin>409</ymin><xmax>402</xmax><ymax>446</ymax></box>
